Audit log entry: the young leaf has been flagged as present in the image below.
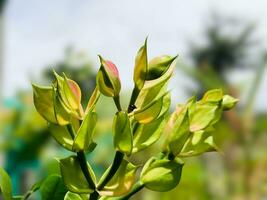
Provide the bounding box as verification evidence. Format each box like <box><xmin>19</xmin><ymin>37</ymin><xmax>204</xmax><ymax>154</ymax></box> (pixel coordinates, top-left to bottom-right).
<box><xmin>202</xmin><ymin>89</ymin><xmax>223</xmax><ymax>103</ymax></box>
<box><xmin>60</xmin><ymin>156</ymin><xmax>96</xmax><ymax>194</ymax></box>
<box><xmin>179</xmin><ymin>131</ymin><xmax>218</xmax><ymax>157</ymax></box>
<box><xmin>168</xmin><ymin>109</ymin><xmax>190</xmax><ymax>156</ymax></box>
<box><xmin>135</xmin><ymin>56</ymin><xmax>176</xmax><ymax>109</ymax></box>
<box><xmin>113</xmin><ymin>111</ymin><xmax>133</xmax><ymax>155</ymax></box>
<box><xmin>133</xmin><ymin>38</ymin><xmax>148</xmax><ymax>90</ymax></box>
<box><xmin>133</xmin><ymin>116</ymin><xmax>165</xmax><ymax>153</ymax></box>
<box><xmin>73</xmin><ymin>109</ymin><xmax>97</xmax><ymax>152</ymax></box>
<box><xmin>222</xmin><ymin>95</ymin><xmax>239</xmax><ymax>110</ymax></box>
<box><xmin>97</xmin><ymin>56</ymin><xmax>121</xmax><ymax>97</ymax></box>
<box><xmin>0</xmin><ymin>167</ymin><xmax>12</xmax><ymax>200</ymax></box>
<box><xmin>85</xmin><ymin>87</ymin><xmax>100</xmax><ymax>114</ymax></box>
<box><xmin>48</xmin><ymin>123</ymin><xmax>74</xmax><ymax>151</ymax></box>
<box><xmin>140</xmin><ymin>157</ymin><xmax>184</xmax><ymax>192</ymax></box>
<box><xmin>40</xmin><ymin>175</ymin><xmax>68</xmax><ymax>200</ymax></box>
<box><xmin>99</xmin><ymin>160</ymin><xmax>138</xmax><ymax>197</ymax></box>
<box><xmin>32</xmin><ymin>84</ymin><xmax>57</xmax><ymax>124</ymax></box>
<box><xmin>146</xmin><ymin>55</ymin><xmax>177</xmax><ymax>80</ymax></box>
<box><xmin>64</xmin><ymin>192</ymin><xmax>83</xmax><ymax>200</ymax></box>
<box><xmin>189</xmin><ymin>103</ymin><xmax>218</xmax><ymax>132</ymax></box>
<box><xmin>134</xmin><ymin>92</ymin><xmax>170</xmax><ymax>124</ymax></box>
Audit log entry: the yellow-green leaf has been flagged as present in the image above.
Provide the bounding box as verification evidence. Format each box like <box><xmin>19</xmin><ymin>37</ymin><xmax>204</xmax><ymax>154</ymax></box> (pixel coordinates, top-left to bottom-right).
<box><xmin>222</xmin><ymin>95</ymin><xmax>239</xmax><ymax>110</ymax></box>
<box><xmin>0</xmin><ymin>167</ymin><xmax>12</xmax><ymax>200</ymax></box>
<box><xmin>133</xmin><ymin>38</ymin><xmax>148</xmax><ymax>90</ymax></box>
<box><xmin>99</xmin><ymin>160</ymin><xmax>138</xmax><ymax>197</ymax></box>
<box><xmin>132</xmin><ymin>116</ymin><xmax>165</xmax><ymax>153</ymax></box>
<box><xmin>113</xmin><ymin>111</ymin><xmax>133</xmax><ymax>155</ymax></box>
<box><xmin>73</xmin><ymin>109</ymin><xmax>97</xmax><ymax>152</ymax></box>
<box><xmin>60</xmin><ymin>156</ymin><xmax>96</xmax><ymax>194</ymax></box>
<box><xmin>48</xmin><ymin>123</ymin><xmax>74</xmax><ymax>151</ymax></box>
<box><xmin>32</xmin><ymin>84</ymin><xmax>57</xmax><ymax>124</ymax></box>
<box><xmin>140</xmin><ymin>157</ymin><xmax>184</xmax><ymax>192</ymax></box>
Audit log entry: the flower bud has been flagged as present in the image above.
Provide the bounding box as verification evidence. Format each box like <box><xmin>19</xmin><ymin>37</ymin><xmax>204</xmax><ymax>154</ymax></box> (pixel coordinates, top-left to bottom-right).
<box><xmin>96</xmin><ymin>56</ymin><xmax>121</xmax><ymax>97</ymax></box>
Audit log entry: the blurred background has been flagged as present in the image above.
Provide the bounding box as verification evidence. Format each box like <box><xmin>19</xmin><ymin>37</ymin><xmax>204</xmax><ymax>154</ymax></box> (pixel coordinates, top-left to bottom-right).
<box><xmin>1</xmin><ymin>0</ymin><xmax>267</xmax><ymax>199</ymax></box>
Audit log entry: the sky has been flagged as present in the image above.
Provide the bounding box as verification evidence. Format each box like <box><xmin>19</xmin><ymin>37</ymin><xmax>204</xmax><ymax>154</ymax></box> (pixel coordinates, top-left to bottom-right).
<box><xmin>3</xmin><ymin>0</ymin><xmax>267</xmax><ymax>109</ymax></box>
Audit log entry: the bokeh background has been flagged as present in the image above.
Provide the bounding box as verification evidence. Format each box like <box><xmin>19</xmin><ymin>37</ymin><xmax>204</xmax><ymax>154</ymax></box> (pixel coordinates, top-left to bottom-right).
<box><xmin>1</xmin><ymin>0</ymin><xmax>267</xmax><ymax>199</ymax></box>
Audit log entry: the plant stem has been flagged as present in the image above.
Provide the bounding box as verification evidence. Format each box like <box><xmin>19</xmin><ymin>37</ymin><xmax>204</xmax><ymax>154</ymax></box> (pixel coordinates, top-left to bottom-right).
<box><xmin>89</xmin><ymin>191</ymin><xmax>100</xmax><ymax>200</ymax></box>
<box><xmin>66</xmin><ymin>124</ymin><xmax>97</xmax><ymax>198</ymax></box>
<box><xmin>116</xmin><ymin>182</ymin><xmax>145</xmax><ymax>200</ymax></box>
<box><xmin>114</xmin><ymin>95</ymin><xmax>122</xmax><ymax>111</ymax></box>
<box><xmin>97</xmin><ymin>151</ymin><xmax>124</xmax><ymax>190</ymax></box>
<box><xmin>127</xmin><ymin>86</ymin><xmax>139</xmax><ymax>113</ymax></box>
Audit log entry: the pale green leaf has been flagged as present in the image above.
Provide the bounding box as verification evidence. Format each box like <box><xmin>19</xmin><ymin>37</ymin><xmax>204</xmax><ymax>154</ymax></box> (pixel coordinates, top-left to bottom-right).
<box><xmin>60</xmin><ymin>156</ymin><xmax>96</xmax><ymax>194</ymax></box>
<box><xmin>99</xmin><ymin>160</ymin><xmax>138</xmax><ymax>197</ymax></box>
<box><xmin>73</xmin><ymin>109</ymin><xmax>97</xmax><ymax>152</ymax></box>
<box><xmin>113</xmin><ymin>111</ymin><xmax>133</xmax><ymax>155</ymax></box>
<box><xmin>140</xmin><ymin>157</ymin><xmax>184</xmax><ymax>192</ymax></box>
<box><xmin>133</xmin><ymin>116</ymin><xmax>165</xmax><ymax>153</ymax></box>
<box><xmin>0</xmin><ymin>167</ymin><xmax>12</xmax><ymax>200</ymax></box>
<box><xmin>133</xmin><ymin>38</ymin><xmax>148</xmax><ymax>90</ymax></box>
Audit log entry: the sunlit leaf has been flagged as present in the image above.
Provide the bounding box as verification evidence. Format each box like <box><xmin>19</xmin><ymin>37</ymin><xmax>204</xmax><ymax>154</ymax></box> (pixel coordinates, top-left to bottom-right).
<box><xmin>134</xmin><ymin>92</ymin><xmax>170</xmax><ymax>124</ymax></box>
<box><xmin>189</xmin><ymin>103</ymin><xmax>218</xmax><ymax>132</ymax></box>
<box><xmin>48</xmin><ymin>123</ymin><xmax>74</xmax><ymax>151</ymax></box>
<box><xmin>32</xmin><ymin>84</ymin><xmax>57</xmax><ymax>124</ymax></box>
<box><xmin>0</xmin><ymin>167</ymin><xmax>12</xmax><ymax>200</ymax></box>
<box><xmin>140</xmin><ymin>157</ymin><xmax>184</xmax><ymax>192</ymax></box>
<box><xmin>73</xmin><ymin>109</ymin><xmax>97</xmax><ymax>152</ymax></box>
<box><xmin>64</xmin><ymin>192</ymin><xmax>83</xmax><ymax>200</ymax></box>
<box><xmin>113</xmin><ymin>111</ymin><xmax>133</xmax><ymax>155</ymax></box>
<box><xmin>99</xmin><ymin>160</ymin><xmax>138</xmax><ymax>197</ymax></box>
<box><xmin>222</xmin><ymin>95</ymin><xmax>239</xmax><ymax>110</ymax></box>
<box><xmin>168</xmin><ymin>109</ymin><xmax>190</xmax><ymax>156</ymax></box>
<box><xmin>133</xmin><ymin>116</ymin><xmax>165</xmax><ymax>153</ymax></box>
<box><xmin>147</xmin><ymin>55</ymin><xmax>177</xmax><ymax>80</ymax></box>
<box><xmin>60</xmin><ymin>156</ymin><xmax>96</xmax><ymax>194</ymax></box>
<box><xmin>135</xmin><ymin>57</ymin><xmax>176</xmax><ymax>109</ymax></box>
<box><xmin>179</xmin><ymin>131</ymin><xmax>219</xmax><ymax>157</ymax></box>
<box><xmin>202</xmin><ymin>89</ymin><xmax>223</xmax><ymax>103</ymax></box>
<box><xmin>40</xmin><ymin>175</ymin><xmax>67</xmax><ymax>200</ymax></box>
<box><xmin>85</xmin><ymin>87</ymin><xmax>100</xmax><ymax>114</ymax></box>
<box><xmin>133</xmin><ymin>38</ymin><xmax>148</xmax><ymax>90</ymax></box>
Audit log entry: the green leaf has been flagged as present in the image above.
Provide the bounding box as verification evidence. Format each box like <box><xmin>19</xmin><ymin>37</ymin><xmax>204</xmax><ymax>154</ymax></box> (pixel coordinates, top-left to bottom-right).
<box><xmin>60</xmin><ymin>156</ymin><xmax>96</xmax><ymax>194</ymax></box>
<box><xmin>135</xmin><ymin>56</ymin><xmax>176</xmax><ymax>109</ymax></box>
<box><xmin>48</xmin><ymin>123</ymin><xmax>74</xmax><ymax>151</ymax></box>
<box><xmin>97</xmin><ymin>56</ymin><xmax>121</xmax><ymax>97</ymax></box>
<box><xmin>73</xmin><ymin>109</ymin><xmax>97</xmax><ymax>152</ymax></box>
<box><xmin>113</xmin><ymin>111</ymin><xmax>133</xmax><ymax>155</ymax></box>
<box><xmin>133</xmin><ymin>38</ymin><xmax>148</xmax><ymax>90</ymax></box>
<box><xmin>189</xmin><ymin>103</ymin><xmax>218</xmax><ymax>132</ymax></box>
<box><xmin>133</xmin><ymin>116</ymin><xmax>165</xmax><ymax>153</ymax></box>
<box><xmin>0</xmin><ymin>167</ymin><xmax>12</xmax><ymax>200</ymax></box>
<box><xmin>179</xmin><ymin>131</ymin><xmax>218</xmax><ymax>157</ymax></box>
<box><xmin>222</xmin><ymin>95</ymin><xmax>238</xmax><ymax>110</ymax></box>
<box><xmin>146</xmin><ymin>55</ymin><xmax>177</xmax><ymax>80</ymax></box>
<box><xmin>168</xmin><ymin>109</ymin><xmax>190</xmax><ymax>156</ymax></box>
<box><xmin>32</xmin><ymin>84</ymin><xmax>57</xmax><ymax>124</ymax></box>
<box><xmin>202</xmin><ymin>89</ymin><xmax>223</xmax><ymax>103</ymax></box>
<box><xmin>99</xmin><ymin>160</ymin><xmax>138</xmax><ymax>197</ymax></box>
<box><xmin>85</xmin><ymin>87</ymin><xmax>100</xmax><ymax>114</ymax></box>
<box><xmin>64</xmin><ymin>192</ymin><xmax>83</xmax><ymax>200</ymax></box>
<box><xmin>40</xmin><ymin>175</ymin><xmax>68</xmax><ymax>200</ymax></box>
<box><xmin>134</xmin><ymin>92</ymin><xmax>170</xmax><ymax>124</ymax></box>
<box><xmin>140</xmin><ymin>157</ymin><xmax>184</xmax><ymax>192</ymax></box>
<box><xmin>53</xmin><ymin>86</ymin><xmax>72</xmax><ymax>125</ymax></box>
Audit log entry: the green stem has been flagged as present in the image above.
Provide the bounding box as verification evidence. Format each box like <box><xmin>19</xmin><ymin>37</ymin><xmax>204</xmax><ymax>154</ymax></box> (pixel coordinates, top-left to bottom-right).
<box><xmin>89</xmin><ymin>191</ymin><xmax>100</xmax><ymax>200</ymax></box>
<box><xmin>116</xmin><ymin>182</ymin><xmax>145</xmax><ymax>200</ymax></box>
<box><xmin>127</xmin><ymin>86</ymin><xmax>139</xmax><ymax>113</ymax></box>
<box><xmin>114</xmin><ymin>95</ymin><xmax>122</xmax><ymax>111</ymax></box>
<box><xmin>66</xmin><ymin>124</ymin><xmax>97</xmax><ymax>197</ymax></box>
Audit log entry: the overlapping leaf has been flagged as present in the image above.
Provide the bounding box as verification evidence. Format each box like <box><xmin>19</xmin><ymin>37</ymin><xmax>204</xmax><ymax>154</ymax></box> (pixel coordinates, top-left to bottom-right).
<box><xmin>140</xmin><ymin>157</ymin><xmax>184</xmax><ymax>192</ymax></box>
